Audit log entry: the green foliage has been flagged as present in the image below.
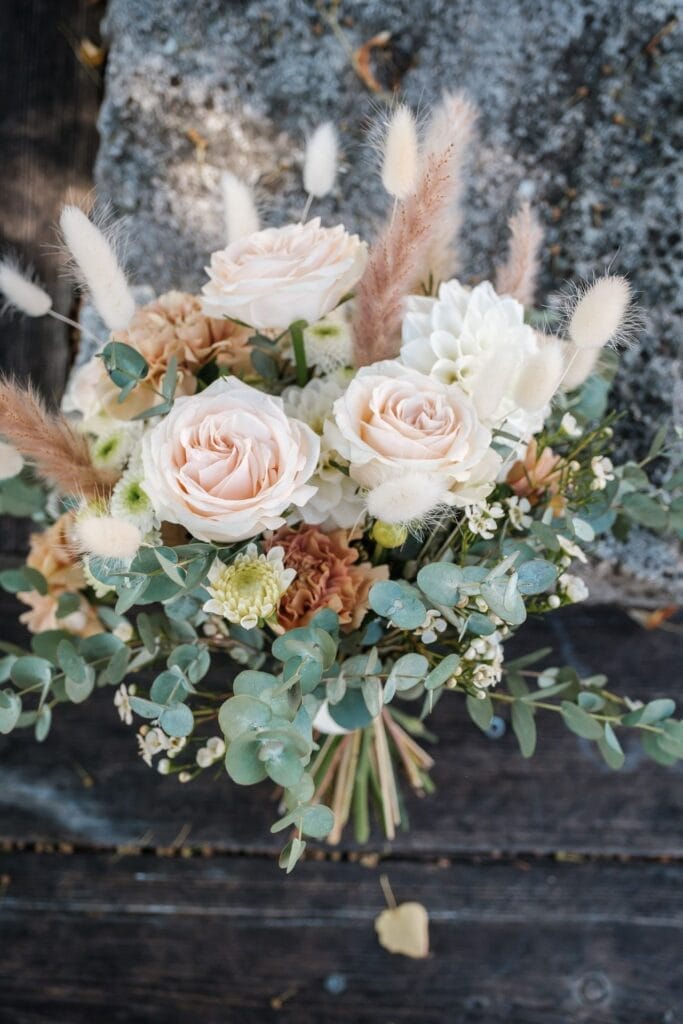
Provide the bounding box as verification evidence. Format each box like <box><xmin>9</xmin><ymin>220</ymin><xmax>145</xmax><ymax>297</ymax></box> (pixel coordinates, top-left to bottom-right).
<box><xmin>369</xmin><ymin>580</ymin><xmax>426</xmax><ymax>630</ymax></box>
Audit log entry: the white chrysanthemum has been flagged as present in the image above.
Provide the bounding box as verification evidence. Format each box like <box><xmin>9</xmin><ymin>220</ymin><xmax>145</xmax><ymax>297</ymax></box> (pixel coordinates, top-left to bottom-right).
<box><xmin>400</xmin><ymin>279</ymin><xmax>544</xmax><ymax>437</ymax></box>
<box><xmin>89</xmin><ymin>423</ymin><xmax>141</xmax><ymax>471</ymax></box>
<box><xmin>558</xmin><ymin>572</ymin><xmax>589</xmax><ymax>603</ymax></box>
<box><xmin>203</xmin><ymin>544</ymin><xmax>295</xmax><ymax>630</ymax></box>
<box><xmin>303</xmin><ymin>310</ymin><xmax>354</xmax><ymax>374</ymax></box>
<box><xmin>284</xmin><ymin>378</ymin><xmax>365</xmax><ymax>530</ymax></box>
<box><xmin>110</xmin><ymin>455</ymin><xmax>157</xmax><ymax>534</ymax></box>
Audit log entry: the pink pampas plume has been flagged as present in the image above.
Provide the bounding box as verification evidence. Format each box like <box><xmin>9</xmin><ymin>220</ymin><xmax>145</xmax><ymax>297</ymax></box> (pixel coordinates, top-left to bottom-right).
<box><xmin>419</xmin><ymin>90</ymin><xmax>478</xmax><ymax>282</ymax></box>
<box><xmin>495</xmin><ymin>201</ymin><xmax>544</xmax><ymax>307</ymax></box>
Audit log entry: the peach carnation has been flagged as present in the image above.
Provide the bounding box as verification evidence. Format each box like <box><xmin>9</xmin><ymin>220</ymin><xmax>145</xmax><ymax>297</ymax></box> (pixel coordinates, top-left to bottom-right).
<box><xmin>268</xmin><ymin>525</ymin><xmax>388</xmax><ymax>633</ymax></box>
<box><xmin>65</xmin><ymin>291</ymin><xmax>252</xmax><ymax>422</ymax></box>
<box><xmin>507</xmin><ymin>439</ymin><xmax>563</xmax><ymax>506</ymax></box>
<box><xmin>17</xmin><ymin>512</ymin><xmax>102</xmax><ymax>637</ymax></box>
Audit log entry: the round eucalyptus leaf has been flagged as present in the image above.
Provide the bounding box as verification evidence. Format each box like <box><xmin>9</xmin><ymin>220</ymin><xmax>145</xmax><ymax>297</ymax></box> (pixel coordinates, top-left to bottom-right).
<box><xmin>387</xmin><ymin>653</ymin><xmax>429</xmax><ymax>693</ymax></box>
<box><xmin>369</xmin><ymin>580</ymin><xmax>426</xmax><ymax>630</ymax></box>
<box><xmin>150</xmin><ymin>669</ymin><xmax>189</xmax><ymax>706</ymax></box>
<box><xmin>218</xmin><ymin>694</ymin><xmax>271</xmax><ymax>740</ymax></box>
<box><xmin>0</xmin><ymin>689</ymin><xmax>22</xmax><ymax>734</ymax></box>
<box><xmin>65</xmin><ymin>668</ymin><xmax>95</xmax><ymax>705</ymax></box>
<box><xmin>328</xmin><ymin>688</ymin><xmax>374</xmax><ymax>731</ymax></box>
<box><xmin>466</xmin><ymin>612</ymin><xmax>497</xmax><ymax>636</ymax></box>
<box><xmin>10</xmin><ymin>656</ymin><xmax>52</xmax><ymax>690</ymax></box>
<box><xmin>300</xmin><ymin>803</ymin><xmax>335</xmax><ymax>839</ymax></box>
<box><xmin>34</xmin><ymin>705</ymin><xmax>52</xmax><ymax>743</ymax></box>
<box><xmin>516</xmin><ymin>559</ymin><xmax>559</xmax><ymax>596</ymax></box>
<box><xmin>225</xmin><ymin>734</ymin><xmax>269</xmax><ymax>785</ymax></box>
<box><xmin>159</xmin><ymin>701</ymin><xmax>194</xmax><ymax>738</ymax></box>
<box><xmin>262</xmin><ymin>743</ymin><xmax>304</xmax><ymax>788</ymax></box>
<box><xmin>416</xmin><ymin>563</ymin><xmax>462</xmax><ymax>607</ymax></box>
<box><xmin>233</xmin><ymin>670</ymin><xmax>279</xmax><ymax>699</ymax></box>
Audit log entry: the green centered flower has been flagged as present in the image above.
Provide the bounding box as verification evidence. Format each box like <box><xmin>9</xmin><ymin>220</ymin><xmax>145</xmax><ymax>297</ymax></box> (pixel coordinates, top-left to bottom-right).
<box><xmin>203</xmin><ymin>544</ymin><xmax>295</xmax><ymax>630</ymax></box>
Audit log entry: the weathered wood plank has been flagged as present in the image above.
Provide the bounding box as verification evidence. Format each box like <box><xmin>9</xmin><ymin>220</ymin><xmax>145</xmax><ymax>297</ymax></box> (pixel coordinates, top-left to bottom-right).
<box><xmin>0</xmin><ymin>852</ymin><xmax>681</xmax><ymax>1023</ymax></box>
<box><xmin>0</xmin><ymin>0</ymin><xmax>103</xmax><ymax>554</ymax></box>
<box><xmin>1</xmin><ymin>596</ymin><xmax>681</xmax><ymax>856</ymax></box>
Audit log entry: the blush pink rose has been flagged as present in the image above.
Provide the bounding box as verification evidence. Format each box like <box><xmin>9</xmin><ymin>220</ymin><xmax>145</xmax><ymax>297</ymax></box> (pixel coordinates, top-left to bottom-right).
<box><xmin>201</xmin><ymin>218</ymin><xmax>367</xmax><ymax>329</ymax></box>
<box><xmin>330</xmin><ymin>362</ymin><xmax>499</xmax><ymax>515</ymax></box>
<box><xmin>141</xmin><ymin>378</ymin><xmax>320</xmax><ymax>542</ymax></box>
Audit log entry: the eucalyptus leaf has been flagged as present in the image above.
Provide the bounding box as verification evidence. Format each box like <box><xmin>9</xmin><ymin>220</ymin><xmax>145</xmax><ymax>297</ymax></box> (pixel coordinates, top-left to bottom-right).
<box><xmin>465</xmin><ymin>694</ymin><xmax>493</xmax><ymax>732</ymax></box>
<box><xmin>0</xmin><ymin>689</ymin><xmax>22</xmax><ymax>734</ymax></box>
<box><xmin>159</xmin><ymin>702</ymin><xmax>194</xmax><ymax>738</ymax></box>
<box><xmin>300</xmin><ymin>803</ymin><xmax>335</xmax><ymax>839</ymax></box>
<box><xmin>416</xmin><ymin>563</ymin><xmax>462</xmax><ymax>607</ymax></box>
<box><xmin>597</xmin><ymin>722</ymin><xmax>625</xmax><ymax>769</ymax></box>
<box><xmin>225</xmin><ymin>734</ymin><xmax>269</xmax><ymax>784</ymax></box>
<box><xmin>560</xmin><ymin>701</ymin><xmax>604</xmax><ymax>740</ymax></box>
<box><xmin>511</xmin><ymin>700</ymin><xmax>536</xmax><ymax>757</ymax></box>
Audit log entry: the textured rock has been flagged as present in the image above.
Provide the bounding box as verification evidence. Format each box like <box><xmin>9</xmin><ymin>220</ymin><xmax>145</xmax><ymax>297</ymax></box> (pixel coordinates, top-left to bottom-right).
<box><xmin>92</xmin><ymin>0</ymin><xmax>682</xmax><ymax>603</ymax></box>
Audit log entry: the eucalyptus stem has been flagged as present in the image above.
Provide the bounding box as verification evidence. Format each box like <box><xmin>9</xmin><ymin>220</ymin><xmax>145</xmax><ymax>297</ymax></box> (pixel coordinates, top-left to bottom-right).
<box><xmin>489</xmin><ymin>690</ymin><xmax>667</xmax><ymax>735</ymax></box>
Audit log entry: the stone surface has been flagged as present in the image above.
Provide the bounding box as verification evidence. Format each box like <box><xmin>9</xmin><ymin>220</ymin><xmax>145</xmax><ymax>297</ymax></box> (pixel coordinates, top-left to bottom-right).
<box><xmin>92</xmin><ymin>0</ymin><xmax>682</xmax><ymax>603</ymax></box>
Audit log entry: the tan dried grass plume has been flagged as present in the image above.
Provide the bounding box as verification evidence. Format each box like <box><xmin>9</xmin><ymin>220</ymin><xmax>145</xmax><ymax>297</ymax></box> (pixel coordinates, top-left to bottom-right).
<box><xmin>495</xmin><ymin>201</ymin><xmax>544</xmax><ymax>306</ymax></box>
<box><xmin>0</xmin><ymin>379</ymin><xmax>115</xmax><ymax>499</ymax></box>
<box><xmin>352</xmin><ymin>149</ymin><xmax>454</xmax><ymax>366</ymax></box>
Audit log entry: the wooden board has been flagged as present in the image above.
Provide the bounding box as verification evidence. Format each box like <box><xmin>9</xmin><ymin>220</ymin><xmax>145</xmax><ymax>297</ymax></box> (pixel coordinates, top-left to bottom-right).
<box><xmin>0</xmin><ymin>852</ymin><xmax>681</xmax><ymax>1024</ymax></box>
<box><xmin>0</xmin><ymin>0</ymin><xmax>103</xmax><ymax>554</ymax></box>
<box><xmin>1</xmin><ymin>594</ymin><xmax>681</xmax><ymax>858</ymax></box>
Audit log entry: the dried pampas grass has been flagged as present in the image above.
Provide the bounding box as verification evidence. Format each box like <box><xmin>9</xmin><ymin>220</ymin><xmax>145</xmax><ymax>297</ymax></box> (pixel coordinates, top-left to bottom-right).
<box><xmin>495</xmin><ymin>202</ymin><xmax>544</xmax><ymax>307</ymax></box>
<box><xmin>419</xmin><ymin>91</ymin><xmax>478</xmax><ymax>282</ymax></box>
<box><xmin>0</xmin><ymin>380</ymin><xmax>115</xmax><ymax>499</ymax></box>
<box><xmin>353</xmin><ymin>149</ymin><xmax>453</xmax><ymax>366</ymax></box>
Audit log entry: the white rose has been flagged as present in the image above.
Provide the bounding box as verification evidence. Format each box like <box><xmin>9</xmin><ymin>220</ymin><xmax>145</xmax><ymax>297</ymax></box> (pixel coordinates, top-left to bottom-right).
<box><xmin>400</xmin><ymin>279</ymin><xmax>543</xmax><ymax>438</ymax></box>
<box><xmin>330</xmin><ymin>362</ymin><xmax>498</xmax><ymax>520</ymax></box>
<box><xmin>201</xmin><ymin>218</ymin><xmax>367</xmax><ymax>329</ymax></box>
<box><xmin>140</xmin><ymin>378</ymin><xmax>320</xmax><ymax>542</ymax></box>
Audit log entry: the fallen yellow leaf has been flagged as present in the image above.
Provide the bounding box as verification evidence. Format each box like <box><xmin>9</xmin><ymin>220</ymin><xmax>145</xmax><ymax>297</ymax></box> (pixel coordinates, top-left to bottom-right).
<box><xmin>374</xmin><ymin>901</ymin><xmax>430</xmax><ymax>959</ymax></box>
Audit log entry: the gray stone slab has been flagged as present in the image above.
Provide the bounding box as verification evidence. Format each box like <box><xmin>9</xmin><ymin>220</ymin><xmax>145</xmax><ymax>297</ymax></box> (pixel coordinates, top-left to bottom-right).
<box><xmin>92</xmin><ymin>0</ymin><xmax>682</xmax><ymax>603</ymax></box>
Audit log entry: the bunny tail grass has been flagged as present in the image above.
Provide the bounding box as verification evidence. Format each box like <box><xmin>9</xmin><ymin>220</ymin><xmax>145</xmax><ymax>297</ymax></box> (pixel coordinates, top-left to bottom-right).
<box><xmin>352</xmin><ymin>149</ymin><xmax>453</xmax><ymax>366</ymax></box>
<box><xmin>495</xmin><ymin>201</ymin><xmax>544</xmax><ymax>307</ymax></box>
<box><xmin>0</xmin><ymin>380</ymin><xmax>116</xmax><ymax>498</ymax></box>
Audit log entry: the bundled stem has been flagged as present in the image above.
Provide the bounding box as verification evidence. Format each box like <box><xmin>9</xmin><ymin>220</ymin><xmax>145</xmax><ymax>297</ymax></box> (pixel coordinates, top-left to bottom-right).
<box><xmin>0</xmin><ymin>379</ymin><xmax>115</xmax><ymax>498</ymax></box>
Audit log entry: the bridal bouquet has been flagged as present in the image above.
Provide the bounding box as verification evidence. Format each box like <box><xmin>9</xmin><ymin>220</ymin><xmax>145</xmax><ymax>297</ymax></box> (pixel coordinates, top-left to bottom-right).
<box><xmin>1</xmin><ymin>95</ymin><xmax>681</xmax><ymax>870</ymax></box>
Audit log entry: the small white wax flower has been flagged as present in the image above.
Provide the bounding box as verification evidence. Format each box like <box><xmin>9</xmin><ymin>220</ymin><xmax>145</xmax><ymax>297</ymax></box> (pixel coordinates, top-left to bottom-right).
<box><xmin>59</xmin><ymin>205</ymin><xmax>136</xmax><ymax>331</ymax></box>
<box><xmin>220</xmin><ymin>171</ymin><xmax>260</xmax><ymax>246</ymax></box>
<box><xmin>568</xmin><ymin>275</ymin><xmax>632</xmax><ymax>349</ymax></box>
<box><xmin>557</xmin><ymin>535</ymin><xmax>588</xmax><ymax>564</ymax></box>
<box><xmin>547</xmin><ymin>594</ymin><xmax>561</xmax><ymax>609</ymax></box>
<box><xmin>196</xmin><ymin>747</ymin><xmax>214</xmax><ymax>769</ymax></box>
<box><xmin>137</xmin><ymin>727</ymin><xmax>168</xmax><ymax>767</ymax></box>
<box><xmin>75</xmin><ymin>514</ymin><xmax>142</xmax><ymax>562</ymax></box>
<box><xmin>414</xmin><ymin>609</ymin><xmax>448</xmax><ymax>645</ymax></box>
<box><xmin>303</xmin><ymin>122</ymin><xmax>338</xmax><ymax>199</ymax></box>
<box><xmin>0</xmin><ymin>440</ymin><xmax>24</xmax><ymax>481</ymax></box>
<box><xmin>558</xmin><ymin>572</ymin><xmax>589</xmax><ymax>603</ymax></box>
<box><xmin>114</xmin><ymin>683</ymin><xmax>133</xmax><ymax>726</ymax></box>
<box><xmin>203</xmin><ymin>544</ymin><xmax>295</xmax><ymax>629</ymax></box>
<box><xmin>560</xmin><ymin>412</ymin><xmax>581</xmax><ymax>437</ymax></box>
<box><xmin>506</xmin><ymin>496</ymin><xmax>532</xmax><ymax>531</ymax></box>
<box><xmin>590</xmin><ymin>456</ymin><xmax>615</xmax><ymax>491</ymax></box>
<box><xmin>178</xmin><ymin>771</ymin><xmax>192</xmax><ymax>783</ymax></box>
<box><xmin>157</xmin><ymin>758</ymin><xmax>172</xmax><ymax>775</ymax></box>
<box><xmin>466</xmin><ymin>502</ymin><xmax>505</xmax><ymax>540</ymax></box>
<box><xmin>0</xmin><ymin>260</ymin><xmax>52</xmax><ymax>317</ymax></box>
<box><xmin>380</xmin><ymin>105</ymin><xmax>419</xmax><ymax>200</ymax></box>
<box><xmin>206</xmin><ymin>736</ymin><xmax>226</xmax><ymax>759</ymax></box>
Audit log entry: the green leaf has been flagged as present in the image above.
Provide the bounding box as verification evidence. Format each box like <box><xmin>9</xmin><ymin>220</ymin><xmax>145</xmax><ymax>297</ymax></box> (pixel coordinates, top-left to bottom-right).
<box><xmin>386</xmin><ymin>653</ymin><xmax>429</xmax><ymax>698</ymax></box>
<box><xmin>153</xmin><ymin>548</ymin><xmax>186</xmax><ymax>587</ymax></box>
<box><xmin>560</xmin><ymin>701</ymin><xmax>604</xmax><ymax>740</ymax></box>
<box><xmin>511</xmin><ymin>700</ymin><xmax>537</xmax><ymax>757</ymax></box>
<box><xmin>639</xmin><ymin>698</ymin><xmax>676</xmax><ymax>725</ymax></box>
<box><xmin>621</xmin><ymin>493</ymin><xmax>668</xmax><ymax>531</ymax></box>
<box><xmin>250</xmin><ymin>348</ymin><xmax>279</xmax><ymax>379</ymax></box>
<box><xmin>150</xmin><ymin>669</ymin><xmax>190</xmax><ymax>706</ymax></box>
<box><xmin>34</xmin><ymin>704</ymin><xmax>52</xmax><ymax>742</ymax></box>
<box><xmin>530</xmin><ymin>521</ymin><xmax>560</xmax><ymax>551</ymax></box>
<box><xmin>10</xmin><ymin>656</ymin><xmax>52</xmax><ymax>690</ymax></box>
<box><xmin>102</xmin><ymin>341</ymin><xmax>149</xmax><ymax>387</ymax></box>
<box><xmin>115</xmin><ymin>576</ymin><xmax>150</xmax><ymax>614</ymax></box>
<box><xmin>55</xmin><ymin>592</ymin><xmax>81</xmax><ymax>619</ymax></box>
<box><xmin>0</xmin><ymin>566</ymin><xmax>47</xmax><ymax>595</ymax></box>
<box><xmin>80</xmin><ymin>633</ymin><xmax>125</xmax><ymax>663</ymax></box>
<box><xmin>361</xmin><ymin>675</ymin><xmax>383</xmax><ymax>718</ymax></box>
<box><xmin>300</xmin><ymin>803</ymin><xmax>335</xmax><ymax>839</ymax></box>
<box><xmin>279</xmin><ymin>836</ymin><xmax>307</xmax><ymax>873</ymax></box>
<box><xmin>0</xmin><ymin>689</ymin><xmax>22</xmax><ymax>734</ymax></box>
<box><xmin>129</xmin><ymin>695</ymin><xmax>164</xmax><ymax>719</ymax></box>
<box><xmin>368</xmin><ymin>580</ymin><xmax>426</xmax><ymax>630</ymax></box>
<box><xmin>641</xmin><ymin>730</ymin><xmax>677</xmax><ymax>767</ymax></box>
<box><xmin>504</xmin><ymin>647</ymin><xmax>553</xmax><ymax>672</ymax></box>
<box><xmin>466</xmin><ymin>612</ymin><xmax>496</xmax><ymax>636</ymax></box>
<box><xmin>465</xmin><ymin>694</ymin><xmax>493</xmax><ymax>732</ymax></box>
<box><xmin>328</xmin><ymin>688</ymin><xmax>374</xmax><ymax>731</ymax></box>
<box><xmin>480</xmin><ymin>577</ymin><xmax>526</xmax><ymax>626</ymax></box>
<box><xmin>262</xmin><ymin>742</ymin><xmax>304</xmax><ymax>787</ymax></box>
<box><xmin>424</xmin><ymin>654</ymin><xmax>460</xmax><ymax>692</ymax></box>
<box><xmin>56</xmin><ymin>640</ymin><xmax>87</xmax><ymax>685</ymax></box>
<box><xmin>65</xmin><ymin>669</ymin><xmax>95</xmax><ymax>704</ymax></box>
<box><xmin>104</xmin><ymin>644</ymin><xmax>130</xmax><ymax>685</ymax></box>
<box><xmin>218</xmin><ymin>694</ymin><xmax>272</xmax><ymax>740</ymax></box>
<box><xmin>159</xmin><ymin>702</ymin><xmax>194</xmax><ymax>738</ymax></box>
<box><xmin>597</xmin><ymin>722</ymin><xmax>625</xmax><ymax>770</ymax></box>
<box><xmin>416</xmin><ymin>563</ymin><xmax>462</xmax><ymax>607</ymax></box>
<box><xmin>161</xmin><ymin>355</ymin><xmax>178</xmax><ymax>402</ymax></box>
<box><xmin>136</xmin><ymin>612</ymin><xmax>158</xmax><ymax>655</ymax></box>
<box><xmin>516</xmin><ymin>559</ymin><xmax>558</xmax><ymax>596</ymax></box>
<box><xmin>225</xmin><ymin>734</ymin><xmax>269</xmax><ymax>785</ymax></box>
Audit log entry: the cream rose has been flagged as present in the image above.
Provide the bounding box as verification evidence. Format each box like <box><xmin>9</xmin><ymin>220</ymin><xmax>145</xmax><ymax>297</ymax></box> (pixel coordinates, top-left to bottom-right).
<box><xmin>140</xmin><ymin>378</ymin><xmax>320</xmax><ymax>542</ymax></box>
<box><xmin>201</xmin><ymin>218</ymin><xmax>368</xmax><ymax>329</ymax></box>
<box><xmin>330</xmin><ymin>363</ymin><xmax>498</xmax><ymax>519</ymax></box>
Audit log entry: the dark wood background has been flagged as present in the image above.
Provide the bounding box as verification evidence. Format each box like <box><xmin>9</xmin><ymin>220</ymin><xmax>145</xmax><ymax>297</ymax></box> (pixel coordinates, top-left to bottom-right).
<box><xmin>0</xmin><ymin>3</ymin><xmax>682</xmax><ymax>1022</ymax></box>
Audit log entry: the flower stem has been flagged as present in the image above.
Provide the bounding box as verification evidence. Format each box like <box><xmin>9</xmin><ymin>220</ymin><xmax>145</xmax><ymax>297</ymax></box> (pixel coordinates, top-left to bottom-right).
<box><xmin>289</xmin><ymin>320</ymin><xmax>309</xmax><ymax>387</ymax></box>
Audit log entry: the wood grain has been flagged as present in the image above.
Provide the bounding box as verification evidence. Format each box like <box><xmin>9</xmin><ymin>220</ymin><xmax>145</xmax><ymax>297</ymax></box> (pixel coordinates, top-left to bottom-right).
<box><xmin>0</xmin><ymin>852</ymin><xmax>681</xmax><ymax>1024</ymax></box>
